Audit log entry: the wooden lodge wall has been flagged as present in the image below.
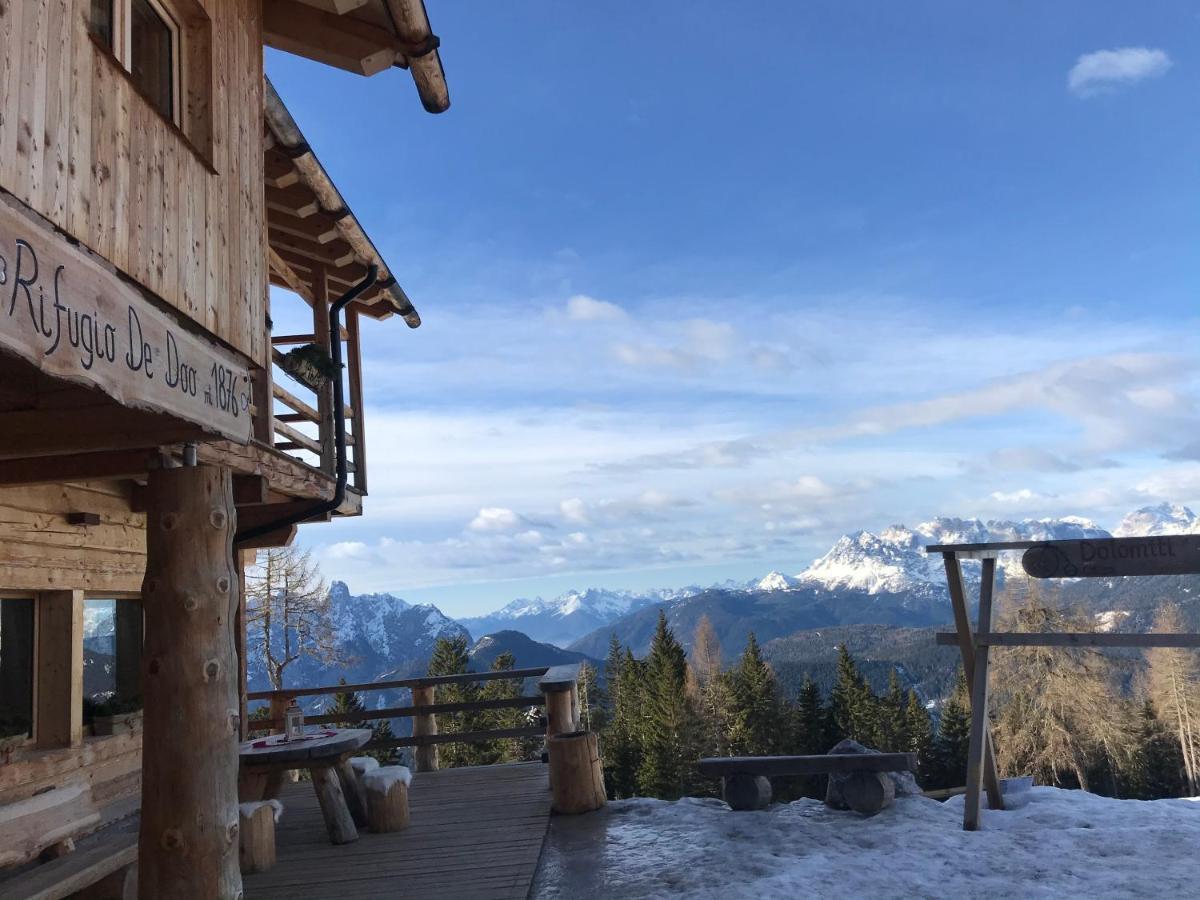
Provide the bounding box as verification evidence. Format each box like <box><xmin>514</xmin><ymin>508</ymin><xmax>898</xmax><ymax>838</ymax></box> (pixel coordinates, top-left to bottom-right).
<box><xmin>0</xmin><ymin>0</ymin><xmax>267</xmax><ymax>367</ymax></box>
<box><xmin>0</xmin><ymin>481</ymin><xmax>145</xmax><ymax>594</ymax></box>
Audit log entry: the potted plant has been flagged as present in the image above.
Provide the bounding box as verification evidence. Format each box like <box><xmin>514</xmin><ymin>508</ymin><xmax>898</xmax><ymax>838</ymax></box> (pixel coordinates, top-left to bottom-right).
<box><xmin>84</xmin><ymin>695</ymin><xmax>144</xmax><ymax>736</ymax></box>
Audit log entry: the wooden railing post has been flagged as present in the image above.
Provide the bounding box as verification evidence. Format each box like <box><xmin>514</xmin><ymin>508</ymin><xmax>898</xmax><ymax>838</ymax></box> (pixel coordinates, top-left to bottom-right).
<box><xmin>539</xmin><ymin>665</ymin><xmax>582</xmax><ymax>738</ymax></box>
<box><xmin>268</xmin><ymin>691</ymin><xmax>288</xmax><ymax>735</ymax></box>
<box><xmin>312</xmin><ymin>264</ymin><xmax>335</xmax><ymax>473</ymax></box>
<box><xmin>411</xmin><ymin>684</ymin><xmax>438</xmax><ymax>772</ymax></box>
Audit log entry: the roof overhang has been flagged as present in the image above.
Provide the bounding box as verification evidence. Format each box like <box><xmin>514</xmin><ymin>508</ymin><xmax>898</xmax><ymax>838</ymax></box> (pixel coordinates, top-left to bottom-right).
<box><xmin>264</xmin><ymin>78</ymin><xmax>420</xmax><ymax>326</ymax></box>
<box><xmin>263</xmin><ymin>0</ymin><xmax>449</xmax><ymax>114</ymax></box>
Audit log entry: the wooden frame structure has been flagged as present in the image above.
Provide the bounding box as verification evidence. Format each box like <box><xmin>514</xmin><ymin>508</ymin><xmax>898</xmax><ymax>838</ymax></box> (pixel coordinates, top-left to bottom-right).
<box><xmin>929</xmin><ymin>534</ymin><xmax>1200</xmax><ymax>830</ymax></box>
<box><xmin>0</xmin><ymin>3</ymin><xmax>451</xmax><ymax>896</ymax></box>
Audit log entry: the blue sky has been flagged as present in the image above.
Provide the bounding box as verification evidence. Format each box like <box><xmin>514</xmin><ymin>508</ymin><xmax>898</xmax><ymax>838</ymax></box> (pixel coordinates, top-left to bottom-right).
<box><xmin>265</xmin><ymin>2</ymin><xmax>1200</xmax><ymax>617</ymax></box>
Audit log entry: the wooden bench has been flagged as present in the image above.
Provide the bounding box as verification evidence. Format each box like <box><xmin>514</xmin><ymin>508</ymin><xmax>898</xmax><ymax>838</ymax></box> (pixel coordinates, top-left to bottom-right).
<box><xmin>699</xmin><ymin>752</ymin><xmax>918</xmax><ymax>814</ymax></box>
<box><xmin>0</xmin><ymin>830</ymin><xmax>137</xmax><ymax>900</ymax></box>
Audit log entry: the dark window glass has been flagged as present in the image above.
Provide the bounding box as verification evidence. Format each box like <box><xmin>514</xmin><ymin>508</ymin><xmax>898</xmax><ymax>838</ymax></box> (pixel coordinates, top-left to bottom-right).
<box><xmin>130</xmin><ymin>0</ymin><xmax>175</xmax><ymax>122</ymax></box>
<box><xmin>89</xmin><ymin>0</ymin><xmax>114</xmax><ymax>48</ymax></box>
<box><xmin>0</xmin><ymin>598</ymin><xmax>35</xmax><ymax>740</ymax></box>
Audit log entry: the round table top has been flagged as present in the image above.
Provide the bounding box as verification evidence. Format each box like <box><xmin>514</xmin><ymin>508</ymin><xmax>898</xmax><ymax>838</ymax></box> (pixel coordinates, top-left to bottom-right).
<box><xmin>239</xmin><ymin>728</ymin><xmax>372</xmax><ymax>767</ymax></box>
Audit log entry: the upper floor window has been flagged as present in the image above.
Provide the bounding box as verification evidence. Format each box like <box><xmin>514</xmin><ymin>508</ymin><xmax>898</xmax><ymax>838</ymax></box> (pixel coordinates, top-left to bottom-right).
<box><xmin>91</xmin><ymin>0</ymin><xmax>183</xmax><ymax>126</ymax></box>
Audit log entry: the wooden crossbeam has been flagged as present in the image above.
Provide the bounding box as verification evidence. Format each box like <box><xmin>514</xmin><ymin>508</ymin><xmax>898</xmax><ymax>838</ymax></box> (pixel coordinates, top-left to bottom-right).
<box><xmin>269</xmin><ymin>209</ymin><xmax>342</xmax><ymax>245</ymax></box>
<box><xmin>269</xmin><ymin>232</ymin><xmax>358</xmax><ymax>270</ymax></box>
<box><xmin>0</xmin><ymin>449</ymin><xmax>162</xmax><ymax>486</ymax></box>
<box><xmin>263</xmin><ymin>0</ymin><xmax>400</xmax><ymax>77</ymax></box>
<box><xmin>266</xmin><ymin>183</ymin><xmax>321</xmax><ymax>219</ymax></box>
<box><xmin>935</xmin><ymin>632</ymin><xmax>1200</xmax><ymax>648</ymax></box>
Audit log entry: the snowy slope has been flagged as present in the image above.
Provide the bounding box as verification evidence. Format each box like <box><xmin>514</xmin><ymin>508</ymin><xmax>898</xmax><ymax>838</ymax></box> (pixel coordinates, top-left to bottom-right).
<box><xmin>795</xmin><ymin>515</ymin><xmax>1110</xmax><ymax>594</ymax></box>
<box><xmin>532</xmin><ymin>788</ymin><xmax>1200</xmax><ymax>899</ymax></box>
<box><xmin>460</xmin><ymin>586</ymin><xmax>700</xmax><ymax>647</ymax></box>
<box><xmin>1114</xmin><ymin>503</ymin><xmax>1200</xmax><ymax>538</ymax></box>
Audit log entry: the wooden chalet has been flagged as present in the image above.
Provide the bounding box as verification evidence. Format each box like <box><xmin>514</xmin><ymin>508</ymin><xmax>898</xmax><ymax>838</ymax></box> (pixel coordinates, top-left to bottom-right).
<box><xmin>0</xmin><ymin>2</ymin><xmax>460</xmax><ymax>897</ymax></box>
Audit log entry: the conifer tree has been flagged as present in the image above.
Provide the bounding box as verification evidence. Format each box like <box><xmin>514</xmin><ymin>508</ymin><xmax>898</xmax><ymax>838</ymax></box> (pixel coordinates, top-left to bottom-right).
<box><xmin>578</xmin><ymin>661</ymin><xmax>605</xmax><ymax>733</ymax></box>
<box><xmin>793</xmin><ymin>676</ymin><xmax>827</xmax><ymax>755</ymax></box>
<box><xmin>637</xmin><ymin>612</ymin><xmax>697</xmax><ymax>799</ymax></box>
<box><xmin>477</xmin><ymin>651</ymin><xmax>525</xmax><ymax>765</ymax></box>
<box><xmin>903</xmin><ymin>688</ymin><xmax>934</xmax><ymax>776</ymax></box>
<box><xmin>927</xmin><ymin>669</ymin><xmax>971</xmax><ymax>789</ymax></box>
<box><xmin>829</xmin><ymin>644</ymin><xmax>875</xmax><ymax>745</ymax></box>
<box><xmin>327</xmin><ymin>677</ymin><xmax>394</xmax><ymax>764</ymax></box>
<box><xmin>878</xmin><ymin>669</ymin><xmax>908</xmax><ymax>750</ymax></box>
<box><xmin>1127</xmin><ymin>700</ymin><xmax>1185</xmax><ymax>800</ymax></box>
<box><xmin>727</xmin><ymin>633</ymin><xmax>780</xmax><ymax>756</ymax></box>
<box><xmin>426</xmin><ymin>635</ymin><xmax>482</xmax><ymax>768</ymax></box>
<box><xmin>603</xmin><ymin>644</ymin><xmax>644</xmax><ymax>799</ymax></box>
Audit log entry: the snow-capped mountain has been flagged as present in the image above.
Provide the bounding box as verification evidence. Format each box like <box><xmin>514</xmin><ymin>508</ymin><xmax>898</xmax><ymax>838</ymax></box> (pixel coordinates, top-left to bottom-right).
<box><xmin>1113</xmin><ymin>503</ymin><xmax>1200</xmax><ymax>538</ymax></box>
<box><xmin>247</xmin><ymin>581</ymin><xmax>469</xmax><ymax>703</ymax></box>
<box><xmin>459</xmin><ymin>586</ymin><xmax>699</xmax><ymax>647</ymax></box>
<box><xmin>754</xmin><ymin>571</ymin><xmax>800</xmax><ymax>592</ymax></box>
<box><xmin>794</xmin><ymin>516</ymin><xmax>1110</xmax><ymax>595</ymax></box>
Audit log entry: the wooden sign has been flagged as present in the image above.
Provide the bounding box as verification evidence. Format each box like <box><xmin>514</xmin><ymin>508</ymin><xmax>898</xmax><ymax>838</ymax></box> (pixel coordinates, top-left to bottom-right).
<box><xmin>0</xmin><ymin>200</ymin><xmax>252</xmax><ymax>443</ymax></box>
<box><xmin>1022</xmin><ymin>535</ymin><xmax>1200</xmax><ymax>579</ymax></box>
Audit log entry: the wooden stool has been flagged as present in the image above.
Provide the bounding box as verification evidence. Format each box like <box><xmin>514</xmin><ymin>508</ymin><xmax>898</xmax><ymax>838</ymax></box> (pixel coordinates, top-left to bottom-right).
<box><xmin>238</xmin><ymin>800</ymin><xmax>280</xmax><ymax>873</ymax></box>
<box><xmin>547</xmin><ymin>731</ymin><xmax>606</xmax><ymax>815</ymax></box>
<box><xmin>350</xmin><ymin>755</ymin><xmax>380</xmax><ymax>796</ymax></box>
<box><xmin>363</xmin><ymin>767</ymin><xmax>411</xmax><ymax>833</ymax></box>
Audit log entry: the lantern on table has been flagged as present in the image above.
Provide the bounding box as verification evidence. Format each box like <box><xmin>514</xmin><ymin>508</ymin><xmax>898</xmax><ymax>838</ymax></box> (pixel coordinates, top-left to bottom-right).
<box><xmin>284</xmin><ymin>700</ymin><xmax>305</xmax><ymax>741</ymax></box>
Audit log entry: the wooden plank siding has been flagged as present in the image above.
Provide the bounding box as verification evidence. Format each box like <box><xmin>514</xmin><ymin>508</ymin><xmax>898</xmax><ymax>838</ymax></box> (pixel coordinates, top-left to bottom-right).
<box><xmin>0</xmin><ymin>481</ymin><xmax>146</xmax><ymax>594</ymax></box>
<box><xmin>244</xmin><ymin>762</ymin><xmax>553</xmax><ymax>900</ymax></box>
<box><xmin>0</xmin><ymin>0</ymin><xmax>266</xmax><ymax>368</ymax></box>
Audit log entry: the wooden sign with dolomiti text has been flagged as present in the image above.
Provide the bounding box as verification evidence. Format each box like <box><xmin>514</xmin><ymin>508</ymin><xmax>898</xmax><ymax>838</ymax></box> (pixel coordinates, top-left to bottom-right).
<box><xmin>0</xmin><ymin>200</ymin><xmax>252</xmax><ymax>443</ymax></box>
<box><xmin>1022</xmin><ymin>535</ymin><xmax>1200</xmax><ymax>579</ymax></box>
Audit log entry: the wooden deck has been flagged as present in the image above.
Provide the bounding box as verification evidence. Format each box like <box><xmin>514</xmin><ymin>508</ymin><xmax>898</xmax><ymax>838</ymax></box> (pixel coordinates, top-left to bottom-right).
<box><xmin>244</xmin><ymin>762</ymin><xmax>552</xmax><ymax>900</ymax></box>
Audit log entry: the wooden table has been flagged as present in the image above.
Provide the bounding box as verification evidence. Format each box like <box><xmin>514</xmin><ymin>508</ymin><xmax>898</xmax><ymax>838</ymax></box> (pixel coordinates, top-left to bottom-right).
<box><xmin>239</xmin><ymin>729</ymin><xmax>372</xmax><ymax>845</ymax></box>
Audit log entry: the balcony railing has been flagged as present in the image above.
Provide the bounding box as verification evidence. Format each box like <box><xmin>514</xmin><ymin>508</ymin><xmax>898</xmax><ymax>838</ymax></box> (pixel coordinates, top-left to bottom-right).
<box><xmin>245</xmin><ymin>664</ymin><xmax>583</xmax><ymax>772</ymax></box>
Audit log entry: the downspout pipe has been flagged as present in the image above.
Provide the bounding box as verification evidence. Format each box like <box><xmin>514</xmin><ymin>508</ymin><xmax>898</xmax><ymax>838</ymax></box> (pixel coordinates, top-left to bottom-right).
<box><xmin>234</xmin><ymin>264</ymin><xmax>379</xmax><ymax>547</ymax></box>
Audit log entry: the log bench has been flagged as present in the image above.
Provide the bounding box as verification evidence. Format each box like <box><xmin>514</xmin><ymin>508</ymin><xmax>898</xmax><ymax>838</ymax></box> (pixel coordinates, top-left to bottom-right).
<box><xmin>0</xmin><ymin>829</ymin><xmax>137</xmax><ymax>900</ymax></box>
<box><xmin>699</xmin><ymin>752</ymin><xmax>918</xmax><ymax>814</ymax></box>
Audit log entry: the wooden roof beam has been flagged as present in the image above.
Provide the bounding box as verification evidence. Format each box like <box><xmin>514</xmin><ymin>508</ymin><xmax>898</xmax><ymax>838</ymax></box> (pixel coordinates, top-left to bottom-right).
<box><xmin>266</xmin><ymin>183</ymin><xmax>321</xmax><ymax>219</ymax></box>
<box><xmin>263</xmin><ymin>0</ymin><xmax>399</xmax><ymax>77</ymax></box>
<box><xmin>294</xmin><ymin>0</ymin><xmax>370</xmax><ymax>13</ymax></box>
<box><xmin>268</xmin><ymin>232</ymin><xmax>358</xmax><ymax>269</ymax></box>
<box><xmin>0</xmin><ymin>449</ymin><xmax>165</xmax><ymax>486</ymax></box>
<box><xmin>269</xmin><ymin>209</ymin><xmax>343</xmax><ymax>245</ymax></box>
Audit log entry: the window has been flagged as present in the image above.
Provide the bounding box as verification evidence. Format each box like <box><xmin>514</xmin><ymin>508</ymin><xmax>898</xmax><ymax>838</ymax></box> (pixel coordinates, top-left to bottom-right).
<box><xmin>0</xmin><ymin>598</ymin><xmax>35</xmax><ymax>741</ymax></box>
<box><xmin>82</xmin><ymin>598</ymin><xmax>144</xmax><ymax>727</ymax></box>
<box><xmin>91</xmin><ymin>0</ymin><xmax>183</xmax><ymax>126</ymax></box>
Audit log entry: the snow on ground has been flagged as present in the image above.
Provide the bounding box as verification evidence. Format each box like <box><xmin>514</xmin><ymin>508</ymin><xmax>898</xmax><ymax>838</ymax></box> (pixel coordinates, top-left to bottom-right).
<box><xmin>531</xmin><ymin>788</ymin><xmax>1200</xmax><ymax>899</ymax></box>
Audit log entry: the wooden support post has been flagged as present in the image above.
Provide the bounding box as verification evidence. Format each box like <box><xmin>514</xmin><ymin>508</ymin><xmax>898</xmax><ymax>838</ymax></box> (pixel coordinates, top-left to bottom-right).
<box><xmin>312</xmin><ymin>264</ymin><xmax>335</xmax><ymax>473</ymax></box>
<box><xmin>544</xmin><ymin>687</ymin><xmax>575</xmax><ymax>738</ymax></box>
<box><xmin>942</xmin><ymin>553</ymin><xmax>1004</xmax><ymax>819</ymax></box>
<box><xmin>138</xmin><ymin>465</ymin><xmax>242</xmax><ymax>899</ymax></box>
<box><xmin>363</xmin><ymin>768</ymin><xmax>410</xmax><ymax>833</ymax></box>
<box><xmin>963</xmin><ymin>557</ymin><xmax>998</xmax><ymax>830</ymax></box>
<box><xmin>411</xmin><ymin>685</ymin><xmax>438</xmax><ymax>772</ymax></box>
<box><xmin>35</xmin><ymin>590</ymin><xmax>84</xmax><ymax>749</ymax></box>
<box><xmin>235</xmin><ymin>551</ymin><xmax>251</xmax><ymax>741</ymax></box>
<box><xmin>113</xmin><ymin>600</ymin><xmax>143</xmax><ymax>703</ymax></box>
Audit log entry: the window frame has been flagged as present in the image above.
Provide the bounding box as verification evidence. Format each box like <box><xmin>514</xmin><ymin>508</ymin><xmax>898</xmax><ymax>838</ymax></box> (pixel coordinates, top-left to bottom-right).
<box><xmin>103</xmin><ymin>0</ymin><xmax>185</xmax><ymax>129</ymax></box>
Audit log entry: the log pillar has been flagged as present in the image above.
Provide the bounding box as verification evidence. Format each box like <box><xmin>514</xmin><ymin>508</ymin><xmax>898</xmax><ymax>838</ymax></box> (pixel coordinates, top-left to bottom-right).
<box><xmin>35</xmin><ymin>590</ymin><xmax>84</xmax><ymax>749</ymax></box>
<box><xmin>544</xmin><ymin>687</ymin><xmax>576</xmax><ymax>738</ymax></box>
<box><xmin>138</xmin><ymin>465</ymin><xmax>242</xmax><ymax>900</ymax></box>
<box><xmin>411</xmin><ymin>685</ymin><xmax>438</xmax><ymax>773</ymax></box>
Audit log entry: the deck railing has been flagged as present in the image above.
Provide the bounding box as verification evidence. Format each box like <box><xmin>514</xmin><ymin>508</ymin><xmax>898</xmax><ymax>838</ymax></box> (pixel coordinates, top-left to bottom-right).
<box><xmin>245</xmin><ymin>664</ymin><xmax>582</xmax><ymax>772</ymax></box>
<box><xmin>256</xmin><ymin>305</ymin><xmax>368</xmax><ymax>495</ymax></box>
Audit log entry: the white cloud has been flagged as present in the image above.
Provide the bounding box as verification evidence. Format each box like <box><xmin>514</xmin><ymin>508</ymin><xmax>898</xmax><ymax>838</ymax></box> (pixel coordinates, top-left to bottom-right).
<box><xmin>468</xmin><ymin>507</ymin><xmax>522</xmax><ymax>532</ymax></box>
<box><xmin>1068</xmin><ymin>47</ymin><xmax>1171</xmax><ymax>97</ymax></box>
<box><xmin>989</xmin><ymin>488</ymin><xmax>1041</xmax><ymax>504</ymax></box>
<box><xmin>559</xmin><ymin>498</ymin><xmax>589</xmax><ymax>524</ymax></box>
<box><xmin>565</xmin><ymin>294</ymin><xmax>626</xmax><ymax>322</ymax></box>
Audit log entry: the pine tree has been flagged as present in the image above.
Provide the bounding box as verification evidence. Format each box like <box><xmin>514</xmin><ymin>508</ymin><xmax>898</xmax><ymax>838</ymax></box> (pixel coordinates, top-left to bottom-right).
<box><xmin>426</xmin><ymin>635</ymin><xmax>482</xmax><ymax>768</ymax></box>
<box><xmin>828</xmin><ymin>644</ymin><xmax>874</xmax><ymax>745</ymax></box>
<box><xmin>476</xmin><ymin>651</ymin><xmax>526</xmax><ymax>765</ymax></box>
<box><xmin>878</xmin><ymin>669</ymin><xmax>907</xmax><ymax>751</ymax></box>
<box><xmin>727</xmin><ymin>633</ymin><xmax>780</xmax><ymax>756</ymax></box>
<box><xmin>927</xmin><ymin>669</ymin><xmax>971</xmax><ymax>789</ymax></box>
<box><xmin>328</xmin><ymin>677</ymin><xmax>365</xmax><ymax>724</ymax></box>
<box><xmin>1127</xmin><ymin>700</ymin><xmax>1185</xmax><ymax>800</ymax></box>
<box><xmin>327</xmin><ymin>678</ymin><xmax>395</xmax><ymax>764</ymax></box>
<box><xmin>793</xmin><ymin>676</ymin><xmax>826</xmax><ymax>755</ymax></box>
<box><xmin>637</xmin><ymin>611</ymin><xmax>697</xmax><ymax>799</ymax></box>
<box><xmin>903</xmin><ymin>688</ymin><xmax>934</xmax><ymax>779</ymax></box>
<box><xmin>578</xmin><ymin>661</ymin><xmax>605</xmax><ymax>733</ymax></box>
<box><xmin>602</xmin><ymin>643</ymin><xmax>643</xmax><ymax>798</ymax></box>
